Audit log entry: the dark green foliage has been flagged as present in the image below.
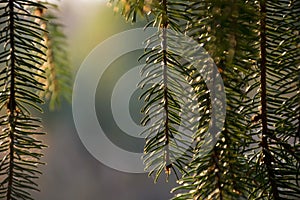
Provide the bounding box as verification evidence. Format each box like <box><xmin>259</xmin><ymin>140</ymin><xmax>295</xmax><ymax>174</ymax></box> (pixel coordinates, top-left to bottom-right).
<box><xmin>37</xmin><ymin>2</ymin><xmax>72</xmax><ymax>110</ymax></box>
<box><xmin>243</xmin><ymin>0</ymin><xmax>300</xmax><ymax>198</ymax></box>
<box><xmin>112</xmin><ymin>0</ymin><xmax>300</xmax><ymax>199</ymax></box>
<box><xmin>0</xmin><ymin>1</ymin><xmax>47</xmax><ymax>199</ymax></box>
<box><xmin>172</xmin><ymin>0</ymin><xmax>259</xmax><ymax>198</ymax></box>
<box><xmin>0</xmin><ymin>1</ymin><xmax>70</xmax><ymax>199</ymax></box>
<box><xmin>139</xmin><ymin>1</ymin><xmax>195</xmax><ymax>181</ymax></box>
<box><xmin>0</xmin><ymin>0</ymin><xmax>297</xmax><ymax>199</ymax></box>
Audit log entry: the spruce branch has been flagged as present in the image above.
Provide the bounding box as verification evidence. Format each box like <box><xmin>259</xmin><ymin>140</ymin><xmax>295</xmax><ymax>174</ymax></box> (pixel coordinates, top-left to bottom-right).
<box><xmin>0</xmin><ymin>1</ymin><xmax>47</xmax><ymax>199</ymax></box>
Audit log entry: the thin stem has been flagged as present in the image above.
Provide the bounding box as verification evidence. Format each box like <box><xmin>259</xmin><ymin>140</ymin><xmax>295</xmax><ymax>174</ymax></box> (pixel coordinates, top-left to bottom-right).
<box><xmin>7</xmin><ymin>0</ymin><xmax>16</xmax><ymax>199</ymax></box>
<box><xmin>161</xmin><ymin>0</ymin><xmax>171</xmax><ymax>173</ymax></box>
<box><xmin>297</xmin><ymin>110</ymin><xmax>300</xmax><ymax>144</ymax></box>
<box><xmin>213</xmin><ymin>149</ymin><xmax>223</xmax><ymax>200</ymax></box>
<box><xmin>259</xmin><ymin>0</ymin><xmax>279</xmax><ymax>198</ymax></box>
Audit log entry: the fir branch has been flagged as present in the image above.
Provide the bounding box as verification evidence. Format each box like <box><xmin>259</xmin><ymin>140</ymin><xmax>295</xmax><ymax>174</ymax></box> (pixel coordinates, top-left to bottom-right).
<box><xmin>0</xmin><ymin>1</ymin><xmax>47</xmax><ymax>199</ymax></box>
<box><xmin>140</xmin><ymin>0</ymin><xmax>193</xmax><ymax>181</ymax></box>
<box><xmin>36</xmin><ymin>2</ymin><xmax>72</xmax><ymax>110</ymax></box>
<box><xmin>259</xmin><ymin>0</ymin><xmax>280</xmax><ymax>198</ymax></box>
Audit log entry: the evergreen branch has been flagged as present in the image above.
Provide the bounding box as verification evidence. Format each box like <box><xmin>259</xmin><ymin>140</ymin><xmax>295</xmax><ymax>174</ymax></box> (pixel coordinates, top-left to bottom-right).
<box><xmin>173</xmin><ymin>0</ymin><xmax>258</xmax><ymax>199</ymax></box>
<box><xmin>161</xmin><ymin>0</ymin><xmax>172</xmax><ymax>176</ymax></box>
<box><xmin>259</xmin><ymin>0</ymin><xmax>280</xmax><ymax>198</ymax></box>
<box><xmin>6</xmin><ymin>0</ymin><xmax>17</xmax><ymax>198</ymax></box>
<box><xmin>0</xmin><ymin>1</ymin><xmax>47</xmax><ymax>199</ymax></box>
<box><xmin>36</xmin><ymin>2</ymin><xmax>72</xmax><ymax>110</ymax></box>
<box><xmin>140</xmin><ymin>0</ymin><xmax>194</xmax><ymax>181</ymax></box>
<box><xmin>109</xmin><ymin>0</ymin><xmax>299</xmax><ymax>198</ymax></box>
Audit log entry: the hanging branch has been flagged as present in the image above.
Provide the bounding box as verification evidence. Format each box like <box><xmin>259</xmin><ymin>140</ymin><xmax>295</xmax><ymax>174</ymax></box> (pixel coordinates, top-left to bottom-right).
<box><xmin>172</xmin><ymin>0</ymin><xmax>259</xmax><ymax>199</ymax></box>
<box><xmin>161</xmin><ymin>0</ymin><xmax>171</xmax><ymax>176</ymax></box>
<box><xmin>139</xmin><ymin>0</ymin><xmax>194</xmax><ymax>181</ymax></box>
<box><xmin>248</xmin><ymin>0</ymin><xmax>300</xmax><ymax>198</ymax></box>
<box><xmin>0</xmin><ymin>1</ymin><xmax>47</xmax><ymax>199</ymax></box>
<box><xmin>259</xmin><ymin>0</ymin><xmax>280</xmax><ymax>198</ymax></box>
<box><xmin>108</xmin><ymin>0</ymin><xmax>300</xmax><ymax>198</ymax></box>
<box><xmin>36</xmin><ymin>2</ymin><xmax>72</xmax><ymax>110</ymax></box>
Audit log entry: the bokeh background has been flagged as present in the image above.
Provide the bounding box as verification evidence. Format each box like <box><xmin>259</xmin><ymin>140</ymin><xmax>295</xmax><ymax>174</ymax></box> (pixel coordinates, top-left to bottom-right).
<box><xmin>33</xmin><ymin>0</ymin><xmax>178</xmax><ymax>199</ymax></box>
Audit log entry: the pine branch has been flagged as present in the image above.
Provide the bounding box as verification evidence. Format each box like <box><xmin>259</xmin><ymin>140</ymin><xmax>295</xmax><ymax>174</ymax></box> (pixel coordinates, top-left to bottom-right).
<box><xmin>259</xmin><ymin>0</ymin><xmax>280</xmax><ymax>198</ymax></box>
<box><xmin>139</xmin><ymin>0</ymin><xmax>194</xmax><ymax>181</ymax></box>
<box><xmin>247</xmin><ymin>0</ymin><xmax>300</xmax><ymax>199</ymax></box>
<box><xmin>109</xmin><ymin>0</ymin><xmax>300</xmax><ymax>198</ymax></box>
<box><xmin>173</xmin><ymin>0</ymin><xmax>258</xmax><ymax>199</ymax></box>
<box><xmin>161</xmin><ymin>0</ymin><xmax>172</xmax><ymax>176</ymax></box>
<box><xmin>6</xmin><ymin>0</ymin><xmax>17</xmax><ymax>198</ymax></box>
<box><xmin>0</xmin><ymin>1</ymin><xmax>47</xmax><ymax>199</ymax></box>
<box><xmin>36</xmin><ymin>2</ymin><xmax>72</xmax><ymax>110</ymax></box>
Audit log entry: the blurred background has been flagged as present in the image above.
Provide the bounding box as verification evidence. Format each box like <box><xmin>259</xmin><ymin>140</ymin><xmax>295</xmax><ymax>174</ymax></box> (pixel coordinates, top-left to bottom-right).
<box><xmin>33</xmin><ymin>0</ymin><xmax>178</xmax><ymax>199</ymax></box>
